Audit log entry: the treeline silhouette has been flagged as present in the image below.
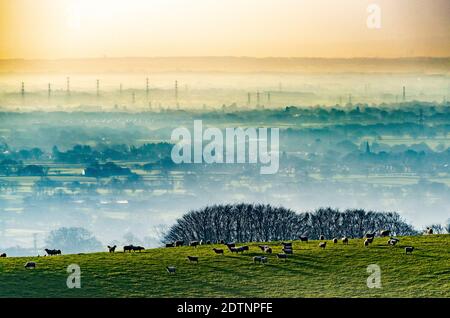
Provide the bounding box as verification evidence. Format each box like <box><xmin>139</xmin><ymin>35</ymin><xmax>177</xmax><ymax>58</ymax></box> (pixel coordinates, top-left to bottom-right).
<box><xmin>164</xmin><ymin>204</ymin><xmax>417</xmax><ymax>243</ymax></box>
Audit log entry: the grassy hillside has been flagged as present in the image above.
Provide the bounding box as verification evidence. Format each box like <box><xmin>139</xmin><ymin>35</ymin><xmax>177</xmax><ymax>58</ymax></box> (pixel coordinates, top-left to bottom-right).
<box><xmin>0</xmin><ymin>235</ymin><xmax>449</xmax><ymax>298</ymax></box>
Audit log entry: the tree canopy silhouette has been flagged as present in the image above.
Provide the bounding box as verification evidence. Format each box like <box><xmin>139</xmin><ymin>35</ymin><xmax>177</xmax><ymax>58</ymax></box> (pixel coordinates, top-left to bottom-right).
<box><xmin>164</xmin><ymin>204</ymin><xmax>417</xmax><ymax>243</ymax></box>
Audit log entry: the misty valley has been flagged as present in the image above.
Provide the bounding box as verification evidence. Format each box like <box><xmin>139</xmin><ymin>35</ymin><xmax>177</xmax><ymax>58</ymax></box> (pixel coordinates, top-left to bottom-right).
<box><xmin>0</xmin><ymin>102</ymin><xmax>449</xmax><ymax>255</ymax></box>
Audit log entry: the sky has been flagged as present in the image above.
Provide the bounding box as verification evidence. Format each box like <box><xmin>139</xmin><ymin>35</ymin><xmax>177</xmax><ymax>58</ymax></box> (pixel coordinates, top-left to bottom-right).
<box><xmin>0</xmin><ymin>0</ymin><xmax>449</xmax><ymax>59</ymax></box>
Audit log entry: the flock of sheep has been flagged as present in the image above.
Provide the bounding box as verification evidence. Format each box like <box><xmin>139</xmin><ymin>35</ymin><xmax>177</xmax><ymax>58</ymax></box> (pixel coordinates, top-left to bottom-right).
<box><xmin>161</xmin><ymin>229</ymin><xmax>419</xmax><ymax>274</ymax></box>
<box><xmin>0</xmin><ymin>227</ymin><xmax>430</xmax><ymax>272</ymax></box>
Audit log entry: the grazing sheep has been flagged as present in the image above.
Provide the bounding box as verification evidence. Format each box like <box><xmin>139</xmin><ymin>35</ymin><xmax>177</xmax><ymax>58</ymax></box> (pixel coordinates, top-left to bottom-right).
<box><xmin>107</xmin><ymin>245</ymin><xmax>117</xmax><ymax>253</ymax></box>
<box><xmin>190</xmin><ymin>241</ymin><xmax>199</xmax><ymax>248</ymax></box>
<box><xmin>388</xmin><ymin>239</ymin><xmax>398</xmax><ymax>246</ymax></box>
<box><xmin>229</xmin><ymin>247</ymin><xmax>239</xmax><ymax>253</ymax></box>
<box><xmin>364</xmin><ymin>239</ymin><xmax>371</xmax><ymax>247</ymax></box>
<box><xmin>123</xmin><ymin>245</ymin><xmax>134</xmax><ymax>252</ymax></box>
<box><xmin>277</xmin><ymin>253</ymin><xmax>288</xmax><ymax>260</ymax></box>
<box><xmin>239</xmin><ymin>246</ymin><xmax>249</xmax><ymax>252</ymax></box>
<box><xmin>299</xmin><ymin>236</ymin><xmax>308</xmax><ymax>243</ymax></box>
<box><xmin>175</xmin><ymin>240</ymin><xmax>184</xmax><ymax>247</ymax></box>
<box><xmin>166</xmin><ymin>243</ymin><xmax>175</xmax><ymax>248</ymax></box>
<box><xmin>133</xmin><ymin>246</ymin><xmax>145</xmax><ymax>252</ymax></box>
<box><xmin>24</xmin><ymin>262</ymin><xmax>36</xmax><ymax>269</ymax></box>
<box><xmin>187</xmin><ymin>256</ymin><xmax>199</xmax><ymax>263</ymax></box>
<box><xmin>405</xmin><ymin>246</ymin><xmax>414</xmax><ymax>254</ymax></box>
<box><xmin>426</xmin><ymin>227</ymin><xmax>433</xmax><ymax>235</ymax></box>
<box><xmin>332</xmin><ymin>238</ymin><xmax>338</xmax><ymax>244</ymax></box>
<box><xmin>253</xmin><ymin>256</ymin><xmax>263</xmax><ymax>264</ymax></box>
<box><xmin>366</xmin><ymin>237</ymin><xmax>374</xmax><ymax>244</ymax></box>
<box><xmin>254</xmin><ymin>256</ymin><xmax>268</xmax><ymax>264</ymax></box>
<box><xmin>342</xmin><ymin>237</ymin><xmax>349</xmax><ymax>245</ymax></box>
<box><xmin>380</xmin><ymin>230</ymin><xmax>390</xmax><ymax>237</ymax></box>
<box><xmin>166</xmin><ymin>266</ymin><xmax>176</xmax><ymax>274</ymax></box>
<box><xmin>281</xmin><ymin>242</ymin><xmax>292</xmax><ymax>248</ymax></box>
<box><xmin>212</xmin><ymin>248</ymin><xmax>224</xmax><ymax>255</ymax></box>
<box><xmin>45</xmin><ymin>249</ymin><xmax>61</xmax><ymax>256</ymax></box>
<box><xmin>319</xmin><ymin>242</ymin><xmax>326</xmax><ymax>249</ymax></box>
<box><xmin>264</xmin><ymin>247</ymin><xmax>273</xmax><ymax>254</ymax></box>
<box><xmin>258</xmin><ymin>245</ymin><xmax>268</xmax><ymax>251</ymax></box>
<box><xmin>282</xmin><ymin>248</ymin><xmax>293</xmax><ymax>254</ymax></box>
<box><xmin>0</xmin><ymin>253</ymin><xmax>6</xmax><ymax>257</ymax></box>
<box><xmin>319</xmin><ymin>235</ymin><xmax>325</xmax><ymax>240</ymax></box>
<box><xmin>365</xmin><ymin>232</ymin><xmax>376</xmax><ymax>239</ymax></box>
<box><xmin>226</xmin><ymin>242</ymin><xmax>236</xmax><ymax>248</ymax></box>
<box><xmin>236</xmin><ymin>247</ymin><xmax>245</xmax><ymax>253</ymax></box>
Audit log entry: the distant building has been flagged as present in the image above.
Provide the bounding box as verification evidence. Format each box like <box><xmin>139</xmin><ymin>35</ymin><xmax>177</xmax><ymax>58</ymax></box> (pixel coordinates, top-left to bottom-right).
<box><xmin>365</xmin><ymin>141</ymin><xmax>371</xmax><ymax>154</ymax></box>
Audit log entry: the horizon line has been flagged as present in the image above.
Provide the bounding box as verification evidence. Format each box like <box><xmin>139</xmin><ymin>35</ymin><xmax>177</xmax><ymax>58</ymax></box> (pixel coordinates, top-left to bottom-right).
<box><xmin>1</xmin><ymin>56</ymin><xmax>450</xmax><ymax>62</ymax></box>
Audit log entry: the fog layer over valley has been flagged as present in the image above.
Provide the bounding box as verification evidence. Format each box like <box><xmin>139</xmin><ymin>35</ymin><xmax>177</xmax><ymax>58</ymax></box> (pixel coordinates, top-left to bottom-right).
<box><xmin>0</xmin><ymin>58</ymin><xmax>449</xmax><ymax>255</ymax></box>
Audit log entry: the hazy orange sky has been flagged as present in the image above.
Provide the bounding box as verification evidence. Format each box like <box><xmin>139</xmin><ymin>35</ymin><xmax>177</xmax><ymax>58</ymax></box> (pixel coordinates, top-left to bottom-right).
<box><xmin>0</xmin><ymin>0</ymin><xmax>449</xmax><ymax>59</ymax></box>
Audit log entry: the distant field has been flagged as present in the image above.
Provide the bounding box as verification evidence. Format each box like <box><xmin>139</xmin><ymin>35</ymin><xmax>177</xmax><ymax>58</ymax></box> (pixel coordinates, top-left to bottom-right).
<box><xmin>0</xmin><ymin>235</ymin><xmax>449</xmax><ymax>298</ymax></box>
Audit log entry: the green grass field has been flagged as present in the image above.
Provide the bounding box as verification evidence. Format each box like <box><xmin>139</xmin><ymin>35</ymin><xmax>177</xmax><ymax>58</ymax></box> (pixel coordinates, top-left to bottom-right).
<box><xmin>0</xmin><ymin>235</ymin><xmax>449</xmax><ymax>298</ymax></box>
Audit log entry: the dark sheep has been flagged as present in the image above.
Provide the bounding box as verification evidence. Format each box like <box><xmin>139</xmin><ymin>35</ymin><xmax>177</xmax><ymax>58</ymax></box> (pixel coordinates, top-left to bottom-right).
<box><xmin>206</xmin><ymin>240</ymin><xmax>211</xmax><ymax>245</ymax></box>
<box><xmin>380</xmin><ymin>230</ymin><xmax>390</xmax><ymax>237</ymax></box>
<box><xmin>405</xmin><ymin>246</ymin><xmax>414</xmax><ymax>254</ymax></box>
<box><xmin>319</xmin><ymin>242</ymin><xmax>326</xmax><ymax>249</ymax></box>
<box><xmin>107</xmin><ymin>245</ymin><xmax>117</xmax><ymax>253</ymax></box>
<box><xmin>123</xmin><ymin>245</ymin><xmax>134</xmax><ymax>252</ymax></box>
<box><xmin>426</xmin><ymin>227</ymin><xmax>433</xmax><ymax>235</ymax></box>
<box><xmin>212</xmin><ymin>248</ymin><xmax>224</xmax><ymax>255</ymax></box>
<box><xmin>133</xmin><ymin>246</ymin><xmax>145</xmax><ymax>252</ymax></box>
<box><xmin>229</xmin><ymin>247</ymin><xmax>239</xmax><ymax>253</ymax></box>
<box><xmin>281</xmin><ymin>242</ymin><xmax>292</xmax><ymax>247</ymax></box>
<box><xmin>166</xmin><ymin>266</ymin><xmax>176</xmax><ymax>274</ymax></box>
<box><xmin>277</xmin><ymin>253</ymin><xmax>288</xmax><ymax>260</ymax></box>
<box><xmin>364</xmin><ymin>239</ymin><xmax>370</xmax><ymax>247</ymax></box>
<box><xmin>45</xmin><ymin>248</ymin><xmax>61</xmax><ymax>256</ymax></box>
<box><xmin>175</xmin><ymin>240</ymin><xmax>184</xmax><ymax>247</ymax></box>
<box><xmin>342</xmin><ymin>237</ymin><xmax>349</xmax><ymax>245</ymax></box>
<box><xmin>299</xmin><ymin>236</ymin><xmax>308</xmax><ymax>243</ymax></box>
<box><xmin>332</xmin><ymin>238</ymin><xmax>338</xmax><ymax>244</ymax></box>
<box><xmin>226</xmin><ymin>242</ymin><xmax>236</xmax><ymax>248</ymax></box>
<box><xmin>238</xmin><ymin>246</ymin><xmax>249</xmax><ymax>252</ymax></box>
<box><xmin>365</xmin><ymin>232</ymin><xmax>376</xmax><ymax>239</ymax></box>
<box><xmin>282</xmin><ymin>248</ymin><xmax>293</xmax><ymax>254</ymax></box>
<box><xmin>264</xmin><ymin>247</ymin><xmax>273</xmax><ymax>254</ymax></box>
<box><xmin>187</xmin><ymin>256</ymin><xmax>199</xmax><ymax>263</ymax></box>
<box><xmin>319</xmin><ymin>235</ymin><xmax>325</xmax><ymax>240</ymax></box>
<box><xmin>24</xmin><ymin>261</ymin><xmax>36</xmax><ymax>269</ymax></box>
<box><xmin>166</xmin><ymin>243</ymin><xmax>175</xmax><ymax>248</ymax></box>
<box><xmin>190</xmin><ymin>241</ymin><xmax>199</xmax><ymax>247</ymax></box>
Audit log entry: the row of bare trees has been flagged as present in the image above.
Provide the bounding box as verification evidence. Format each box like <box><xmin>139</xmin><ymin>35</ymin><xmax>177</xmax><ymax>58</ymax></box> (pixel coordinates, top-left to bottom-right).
<box><xmin>164</xmin><ymin>204</ymin><xmax>418</xmax><ymax>243</ymax></box>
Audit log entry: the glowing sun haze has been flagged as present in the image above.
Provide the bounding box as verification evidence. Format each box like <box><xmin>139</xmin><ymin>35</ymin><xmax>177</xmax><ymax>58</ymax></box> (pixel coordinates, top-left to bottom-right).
<box><xmin>0</xmin><ymin>0</ymin><xmax>449</xmax><ymax>59</ymax></box>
